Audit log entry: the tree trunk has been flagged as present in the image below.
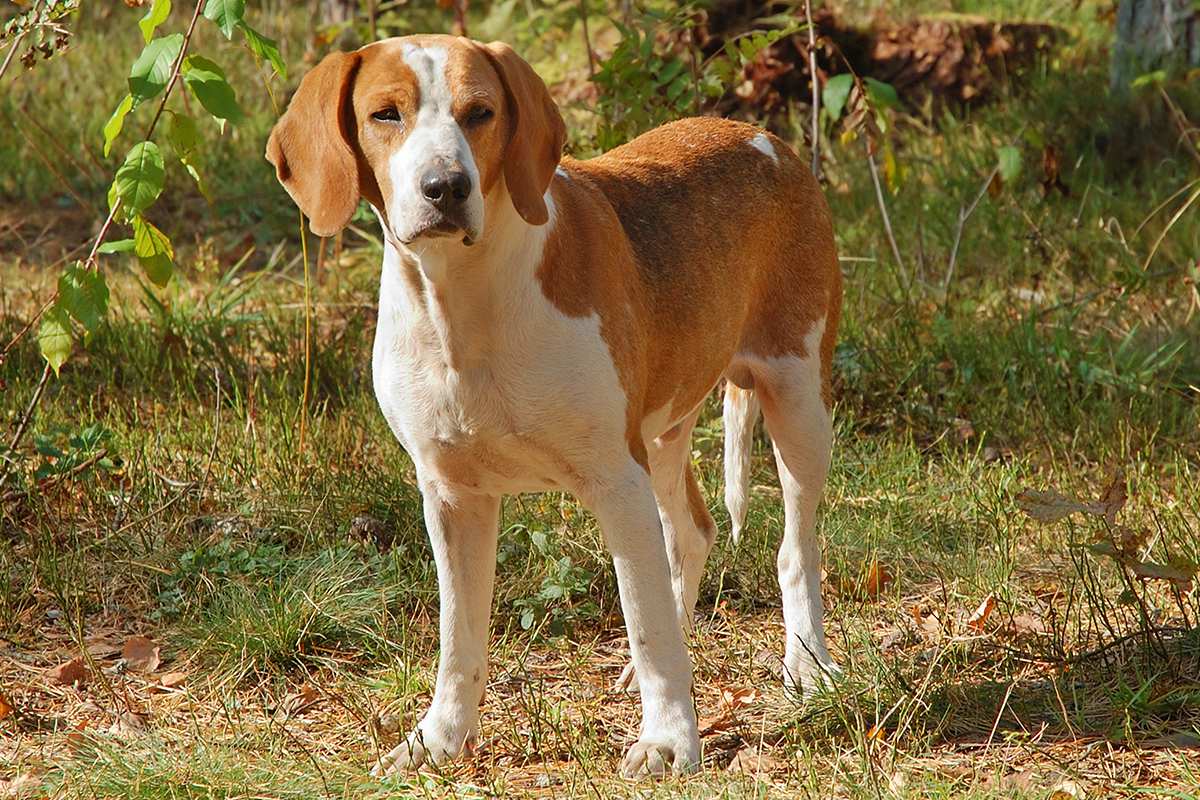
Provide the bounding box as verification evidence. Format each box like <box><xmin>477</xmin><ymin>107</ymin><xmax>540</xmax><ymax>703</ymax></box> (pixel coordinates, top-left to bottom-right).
<box><xmin>1111</xmin><ymin>0</ymin><xmax>1199</xmax><ymax>92</ymax></box>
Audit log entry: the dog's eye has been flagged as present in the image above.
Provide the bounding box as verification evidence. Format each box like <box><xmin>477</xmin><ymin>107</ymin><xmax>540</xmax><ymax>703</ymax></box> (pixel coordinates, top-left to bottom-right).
<box><xmin>465</xmin><ymin>106</ymin><xmax>493</xmax><ymax>125</ymax></box>
<box><xmin>372</xmin><ymin>107</ymin><xmax>401</xmax><ymax>123</ymax></box>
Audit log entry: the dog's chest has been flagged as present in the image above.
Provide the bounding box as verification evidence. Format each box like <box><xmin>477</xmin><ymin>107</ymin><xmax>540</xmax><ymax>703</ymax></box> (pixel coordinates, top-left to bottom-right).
<box><xmin>371</xmin><ymin>270</ymin><xmax>628</xmax><ymax>495</ymax></box>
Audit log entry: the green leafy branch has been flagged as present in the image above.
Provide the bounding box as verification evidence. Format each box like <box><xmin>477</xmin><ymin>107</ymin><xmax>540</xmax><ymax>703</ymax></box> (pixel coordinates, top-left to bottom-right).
<box><xmin>592</xmin><ymin>4</ymin><xmax>802</xmax><ymax>150</ymax></box>
<box><xmin>0</xmin><ymin>0</ymin><xmax>285</xmax><ymax>495</ymax></box>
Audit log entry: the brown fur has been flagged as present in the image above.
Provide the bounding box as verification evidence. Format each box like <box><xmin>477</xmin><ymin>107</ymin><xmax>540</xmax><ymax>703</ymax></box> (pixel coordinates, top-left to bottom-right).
<box><xmin>541</xmin><ymin>118</ymin><xmax>842</xmax><ymax>461</ymax></box>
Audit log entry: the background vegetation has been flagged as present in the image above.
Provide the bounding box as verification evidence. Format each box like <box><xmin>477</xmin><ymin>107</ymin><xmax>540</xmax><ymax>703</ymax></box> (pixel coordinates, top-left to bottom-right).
<box><xmin>1</xmin><ymin>0</ymin><xmax>1198</xmax><ymax>797</ymax></box>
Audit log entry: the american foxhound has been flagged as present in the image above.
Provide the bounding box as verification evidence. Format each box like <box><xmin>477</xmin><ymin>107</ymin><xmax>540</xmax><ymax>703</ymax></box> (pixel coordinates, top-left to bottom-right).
<box><xmin>267</xmin><ymin>34</ymin><xmax>842</xmax><ymax>778</ymax></box>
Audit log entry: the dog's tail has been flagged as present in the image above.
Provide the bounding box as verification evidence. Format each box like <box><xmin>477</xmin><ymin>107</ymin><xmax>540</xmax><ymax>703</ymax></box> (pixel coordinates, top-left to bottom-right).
<box><xmin>723</xmin><ymin>383</ymin><xmax>760</xmax><ymax>546</ymax></box>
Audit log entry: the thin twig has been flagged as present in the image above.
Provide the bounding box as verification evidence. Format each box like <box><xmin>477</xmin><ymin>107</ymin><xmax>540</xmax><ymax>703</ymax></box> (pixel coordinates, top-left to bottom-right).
<box><xmin>865</xmin><ymin>144</ymin><xmax>908</xmax><ymax>291</ymax></box>
<box><xmin>803</xmin><ymin>0</ymin><xmax>821</xmax><ymax>180</ymax></box>
<box><xmin>0</xmin><ymin>0</ymin><xmax>42</xmax><ymax>84</ymax></box>
<box><xmin>579</xmin><ymin>0</ymin><xmax>596</xmax><ymax>80</ymax></box>
<box><xmin>942</xmin><ymin>163</ymin><xmax>997</xmax><ymax>303</ymax></box>
<box><xmin>0</xmin><ymin>362</ymin><xmax>51</xmax><ymax>493</ymax></box>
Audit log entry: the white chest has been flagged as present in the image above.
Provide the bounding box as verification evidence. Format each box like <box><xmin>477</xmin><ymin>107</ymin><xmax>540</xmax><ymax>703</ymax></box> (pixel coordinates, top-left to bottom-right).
<box><xmin>369</xmin><ymin>250</ymin><xmax>629</xmax><ymax>496</ymax></box>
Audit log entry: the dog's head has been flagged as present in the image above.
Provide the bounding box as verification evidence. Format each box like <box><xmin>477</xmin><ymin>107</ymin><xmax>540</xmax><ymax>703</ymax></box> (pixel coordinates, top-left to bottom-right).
<box><xmin>266</xmin><ymin>35</ymin><xmax>565</xmax><ymax>247</ymax></box>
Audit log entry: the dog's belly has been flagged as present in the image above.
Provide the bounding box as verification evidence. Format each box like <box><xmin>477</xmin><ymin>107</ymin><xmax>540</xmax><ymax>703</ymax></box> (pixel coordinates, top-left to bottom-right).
<box><xmin>414</xmin><ymin>432</ymin><xmax>577</xmax><ymax>495</ymax></box>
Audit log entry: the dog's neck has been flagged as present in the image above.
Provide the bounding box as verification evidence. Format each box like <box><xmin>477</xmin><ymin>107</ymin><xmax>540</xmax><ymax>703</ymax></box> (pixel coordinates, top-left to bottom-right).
<box><xmin>375</xmin><ymin>189</ymin><xmax>555</xmax><ymax>370</ymax></box>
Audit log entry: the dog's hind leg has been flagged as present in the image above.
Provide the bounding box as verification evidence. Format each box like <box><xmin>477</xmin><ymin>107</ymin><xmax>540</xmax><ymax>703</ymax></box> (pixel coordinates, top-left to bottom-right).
<box><xmin>616</xmin><ymin>408</ymin><xmax>717</xmax><ymax>692</ymax></box>
<box><xmin>753</xmin><ymin>335</ymin><xmax>839</xmax><ymax>696</ymax></box>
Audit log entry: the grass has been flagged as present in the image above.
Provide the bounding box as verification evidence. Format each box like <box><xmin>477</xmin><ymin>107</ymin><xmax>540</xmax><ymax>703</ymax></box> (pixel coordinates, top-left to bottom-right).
<box><xmin>3</xmin><ymin>0</ymin><xmax>1200</xmax><ymax>797</ymax></box>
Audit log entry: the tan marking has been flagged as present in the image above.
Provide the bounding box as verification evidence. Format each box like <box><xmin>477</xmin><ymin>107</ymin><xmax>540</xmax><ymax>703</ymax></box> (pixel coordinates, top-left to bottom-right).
<box><xmin>537</xmin><ymin>119</ymin><xmax>841</xmax><ymax>457</ymax></box>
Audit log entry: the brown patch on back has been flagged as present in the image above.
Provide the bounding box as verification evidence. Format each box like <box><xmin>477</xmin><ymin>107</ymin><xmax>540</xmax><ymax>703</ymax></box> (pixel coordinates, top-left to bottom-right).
<box><xmin>537</xmin><ymin>117</ymin><xmax>841</xmax><ymax>461</ymax></box>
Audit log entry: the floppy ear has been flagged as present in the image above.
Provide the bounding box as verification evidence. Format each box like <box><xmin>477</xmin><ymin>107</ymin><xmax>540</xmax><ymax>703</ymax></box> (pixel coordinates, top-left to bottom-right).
<box><xmin>479</xmin><ymin>41</ymin><xmax>566</xmax><ymax>226</ymax></box>
<box><xmin>266</xmin><ymin>51</ymin><xmax>362</xmax><ymax>237</ymax></box>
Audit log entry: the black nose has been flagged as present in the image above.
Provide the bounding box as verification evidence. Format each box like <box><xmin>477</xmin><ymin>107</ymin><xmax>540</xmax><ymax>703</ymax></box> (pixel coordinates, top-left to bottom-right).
<box><xmin>420</xmin><ymin>169</ymin><xmax>471</xmax><ymax>209</ymax></box>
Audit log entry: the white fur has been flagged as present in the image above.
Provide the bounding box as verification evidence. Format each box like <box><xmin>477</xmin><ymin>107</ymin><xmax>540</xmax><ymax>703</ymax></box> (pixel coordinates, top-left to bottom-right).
<box><xmin>749</xmin><ymin>132</ymin><xmax>779</xmax><ymax>164</ymax></box>
<box><xmin>722</xmin><ymin>384</ymin><xmax>760</xmax><ymax>545</ymax></box>
<box><xmin>383</xmin><ymin>45</ymin><xmax>485</xmax><ymax>244</ymax></box>
<box><xmin>371</xmin><ymin>181</ymin><xmax>699</xmax><ymax>776</ymax></box>
<box><xmin>729</xmin><ymin>318</ymin><xmax>837</xmax><ymax>694</ymax></box>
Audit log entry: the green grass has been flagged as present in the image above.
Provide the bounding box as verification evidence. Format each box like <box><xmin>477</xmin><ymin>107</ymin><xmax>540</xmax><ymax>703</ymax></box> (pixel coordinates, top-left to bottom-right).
<box><xmin>3</xmin><ymin>0</ymin><xmax>1199</xmax><ymax>797</ymax></box>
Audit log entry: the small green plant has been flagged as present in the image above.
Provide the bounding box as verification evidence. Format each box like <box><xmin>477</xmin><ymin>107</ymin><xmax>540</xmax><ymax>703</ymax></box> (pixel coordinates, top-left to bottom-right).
<box><xmin>593</xmin><ymin>3</ymin><xmax>800</xmax><ymax>149</ymax></box>
<box><xmin>31</xmin><ymin>422</ymin><xmax>118</xmax><ymax>482</ymax></box>
<box><xmin>500</xmin><ymin>524</ymin><xmax>600</xmax><ymax>636</ymax></box>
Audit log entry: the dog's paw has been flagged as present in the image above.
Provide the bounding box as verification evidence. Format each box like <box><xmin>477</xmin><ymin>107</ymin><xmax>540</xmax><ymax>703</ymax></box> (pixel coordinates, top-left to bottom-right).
<box><xmin>371</xmin><ymin>719</ymin><xmax>474</xmax><ymax>776</ymax></box>
<box><xmin>782</xmin><ymin>655</ymin><xmax>842</xmax><ymax>698</ymax></box>
<box><xmin>619</xmin><ymin>730</ymin><xmax>700</xmax><ymax>779</ymax></box>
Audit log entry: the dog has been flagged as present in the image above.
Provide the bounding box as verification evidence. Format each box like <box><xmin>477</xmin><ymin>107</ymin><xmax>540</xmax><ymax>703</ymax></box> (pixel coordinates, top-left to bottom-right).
<box><xmin>266</xmin><ymin>34</ymin><xmax>842</xmax><ymax>778</ymax></box>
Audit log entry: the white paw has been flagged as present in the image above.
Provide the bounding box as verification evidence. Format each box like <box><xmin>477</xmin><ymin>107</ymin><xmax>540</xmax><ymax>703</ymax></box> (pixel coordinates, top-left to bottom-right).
<box><xmin>619</xmin><ymin>731</ymin><xmax>700</xmax><ymax>778</ymax></box>
<box><xmin>371</xmin><ymin>718</ymin><xmax>474</xmax><ymax>776</ymax></box>
<box><xmin>783</xmin><ymin>656</ymin><xmax>842</xmax><ymax>698</ymax></box>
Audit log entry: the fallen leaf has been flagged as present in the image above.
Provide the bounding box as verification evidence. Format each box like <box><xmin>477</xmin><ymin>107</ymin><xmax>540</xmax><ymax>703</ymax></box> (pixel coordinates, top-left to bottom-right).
<box><xmin>108</xmin><ymin>710</ymin><xmax>148</xmax><ymax>737</ymax></box>
<box><xmin>46</xmin><ymin>657</ymin><xmax>89</xmax><ymax>686</ymax></box>
<box><xmin>1003</xmin><ymin>613</ymin><xmax>1046</xmax><ymax>637</ymax></box>
<box><xmin>1130</xmin><ymin>559</ymin><xmax>1196</xmax><ymax>589</ymax></box>
<box><xmin>1015</xmin><ymin>489</ymin><xmax>1102</xmax><ymax>523</ymax></box>
<box><xmin>720</xmin><ymin>687</ymin><xmax>759</xmax><ymax>711</ymax></box>
<box><xmin>0</xmin><ymin>774</ymin><xmax>41</xmax><ymax>798</ymax></box>
<box><xmin>861</xmin><ymin>558</ymin><xmax>895</xmax><ymax>598</ymax></box>
<box><xmin>158</xmin><ymin>671</ymin><xmax>187</xmax><ymax>689</ymax></box>
<box><xmin>699</xmin><ymin>713</ymin><xmax>737</xmax><ymax>736</ymax></box>
<box><xmin>121</xmin><ymin>636</ymin><xmax>160</xmax><ymax>673</ymax></box>
<box><xmin>85</xmin><ymin>640</ymin><xmax>122</xmax><ymax>659</ymax></box>
<box><xmin>726</xmin><ymin>745</ymin><xmax>782</xmax><ymax>774</ymax></box>
<box><xmin>1097</xmin><ymin>470</ymin><xmax>1127</xmax><ymax>524</ymax></box>
<box><xmin>0</xmin><ymin>690</ymin><xmax>14</xmax><ymax>720</ymax></box>
<box><xmin>1048</xmin><ymin>779</ymin><xmax>1085</xmax><ymax>799</ymax></box>
<box><xmin>967</xmin><ymin>594</ymin><xmax>997</xmax><ymax>632</ymax></box>
<box><xmin>911</xmin><ymin>605</ymin><xmax>943</xmax><ymax>641</ymax></box>
<box><xmin>281</xmin><ymin>684</ymin><xmax>320</xmax><ymax>715</ymax></box>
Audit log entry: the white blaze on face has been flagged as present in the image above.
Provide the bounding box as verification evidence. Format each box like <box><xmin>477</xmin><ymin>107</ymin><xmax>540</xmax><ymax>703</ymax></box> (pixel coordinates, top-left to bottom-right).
<box><xmin>388</xmin><ymin>44</ymin><xmax>484</xmax><ymax>244</ymax></box>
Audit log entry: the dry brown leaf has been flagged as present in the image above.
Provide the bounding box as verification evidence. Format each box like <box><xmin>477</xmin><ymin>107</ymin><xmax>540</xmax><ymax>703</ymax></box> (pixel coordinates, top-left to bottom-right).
<box><xmin>966</xmin><ymin>593</ymin><xmax>997</xmax><ymax>632</ymax></box>
<box><xmin>158</xmin><ymin>671</ymin><xmax>187</xmax><ymax>689</ymax></box>
<box><xmin>720</xmin><ymin>687</ymin><xmax>759</xmax><ymax>710</ymax></box>
<box><xmin>1130</xmin><ymin>559</ymin><xmax>1196</xmax><ymax>589</ymax></box>
<box><xmin>1015</xmin><ymin>489</ymin><xmax>1102</xmax><ymax>523</ymax></box>
<box><xmin>911</xmin><ymin>604</ymin><xmax>942</xmax><ymax>640</ymax></box>
<box><xmin>46</xmin><ymin>657</ymin><xmax>89</xmax><ymax>686</ymax></box>
<box><xmin>1004</xmin><ymin>613</ymin><xmax>1046</xmax><ymax>637</ymax></box>
<box><xmin>861</xmin><ymin>559</ymin><xmax>895</xmax><ymax>598</ymax></box>
<box><xmin>85</xmin><ymin>640</ymin><xmax>122</xmax><ymax>659</ymax></box>
<box><xmin>281</xmin><ymin>684</ymin><xmax>320</xmax><ymax>715</ymax></box>
<box><xmin>121</xmin><ymin>636</ymin><xmax>161</xmax><ymax>673</ymax></box>
<box><xmin>108</xmin><ymin>710</ymin><xmax>148</xmax><ymax>737</ymax></box>
<box><xmin>726</xmin><ymin>745</ymin><xmax>783</xmax><ymax>774</ymax></box>
<box><xmin>699</xmin><ymin>713</ymin><xmax>737</xmax><ymax>736</ymax></box>
<box><xmin>0</xmin><ymin>774</ymin><xmax>41</xmax><ymax>798</ymax></box>
<box><xmin>1097</xmin><ymin>470</ymin><xmax>1127</xmax><ymax>524</ymax></box>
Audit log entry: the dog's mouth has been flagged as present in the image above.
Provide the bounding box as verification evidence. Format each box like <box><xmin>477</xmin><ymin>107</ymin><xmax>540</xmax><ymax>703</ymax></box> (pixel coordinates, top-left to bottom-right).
<box><xmin>404</xmin><ymin>213</ymin><xmax>478</xmax><ymax>247</ymax></box>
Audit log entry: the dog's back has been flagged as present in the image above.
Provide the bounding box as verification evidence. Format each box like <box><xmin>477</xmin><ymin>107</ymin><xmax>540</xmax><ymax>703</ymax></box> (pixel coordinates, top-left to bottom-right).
<box><xmin>558</xmin><ymin>116</ymin><xmax>841</xmax><ymax>430</ymax></box>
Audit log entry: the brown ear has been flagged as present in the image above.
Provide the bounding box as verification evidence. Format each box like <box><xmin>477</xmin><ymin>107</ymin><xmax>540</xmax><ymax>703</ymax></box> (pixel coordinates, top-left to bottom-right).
<box><xmin>266</xmin><ymin>51</ymin><xmax>362</xmax><ymax>237</ymax></box>
<box><xmin>478</xmin><ymin>41</ymin><xmax>566</xmax><ymax>226</ymax></box>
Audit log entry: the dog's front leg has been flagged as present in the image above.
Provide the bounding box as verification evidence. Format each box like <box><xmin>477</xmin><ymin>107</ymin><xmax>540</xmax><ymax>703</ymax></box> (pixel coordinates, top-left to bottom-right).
<box><xmin>584</xmin><ymin>462</ymin><xmax>701</xmax><ymax>777</ymax></box>
<box><xmin>373</xmin><ymin>485</ymin><xmax>500</xmax><ymax>775</ymax></box>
